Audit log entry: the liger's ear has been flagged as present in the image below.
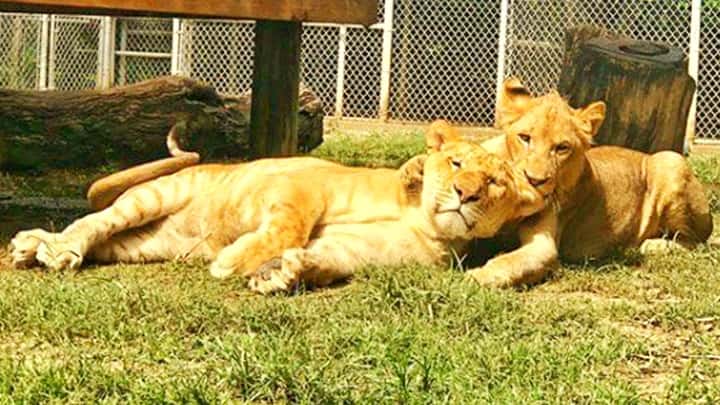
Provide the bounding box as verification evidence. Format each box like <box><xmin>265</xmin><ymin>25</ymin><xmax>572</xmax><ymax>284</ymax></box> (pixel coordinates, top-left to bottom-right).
<box><xmin>496</xmin><ymin>77</ymin><xmax>532</xmax><ymax>129</ymax></box>
<box><xmin>425</xmin><ymin>119</ymin><xmax>461</xmax><ymax>152</ymax></box>
<box><xmin>576</xmin><ymin>101</ymin><xmax>606</xmax><ymax>137</ymax></box>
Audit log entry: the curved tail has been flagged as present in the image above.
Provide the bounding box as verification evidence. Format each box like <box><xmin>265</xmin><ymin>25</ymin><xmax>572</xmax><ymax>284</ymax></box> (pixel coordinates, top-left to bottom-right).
<box><xmin>87</xmin><ymin>126</ymin><xmax>200</xmax><ymax>211</ymax></box>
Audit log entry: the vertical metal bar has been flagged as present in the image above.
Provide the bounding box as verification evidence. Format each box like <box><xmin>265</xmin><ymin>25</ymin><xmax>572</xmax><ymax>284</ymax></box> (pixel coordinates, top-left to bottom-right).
<box><xmin>180</xmin><ymin>19</ymin><xmax>192</xmax><ymax>77</ymax></box>
<box><xmin>107</xmin><ymin>17</ymin><xmax>116</xmax><ymax>87</ymax></box>
<box><xmin>47</xmin><ymin>15</ymin><xmax>56</xmax><ymax>90</ymax></box>
<box><xmin>96</xmin><ymin>17</ymin><xmax>105</xmax><ymax>88</ymax></box>
<box><xmin>685</xmin><ymin>0</ymin><xmax>702</xmax><ymax>152</ymax></box>
<box><xmin>171</xmin><ymin>18</ymin><xmax>182</xmax><ymax>75</ymax></box>
<box><xmin>99</xmin><ymin>16</ymin><xmax>115</xmax><ymax>88</ymax></box>
<box><xmin>118</xmin><ymin>19</ymin><xmax>127</xmax><ymax>85</ymax></box>
<box><xmin>334</xmin><ymin>26</ymin><xmax>347</xmax><ymax>118</ymax></box>
<box><xmin>495</xmin><ymin>0</ymin><xmax>510</xmax><ymax>111</ymax></box>
<box><xmin>38</xmin><ymin>14</ymin><xmax>49</xmax><ymax>90</ymax></box>
<box><xmin>378</xmin><ymin>0</ymin><xmax>395</xmax><ymax>121</ymax></box>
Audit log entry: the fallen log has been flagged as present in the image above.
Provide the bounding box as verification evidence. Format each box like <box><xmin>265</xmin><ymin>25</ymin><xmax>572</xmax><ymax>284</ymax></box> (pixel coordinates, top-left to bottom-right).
<box><xmin>0</xmin><ymin>76</ymin><xmax>324</xmax><ymax>170</ymax></box>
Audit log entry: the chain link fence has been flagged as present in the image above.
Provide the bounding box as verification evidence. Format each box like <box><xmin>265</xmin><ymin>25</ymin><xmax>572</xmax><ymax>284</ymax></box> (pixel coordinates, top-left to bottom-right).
<box><xmin>699</xmin><ymin>5</ymin><xmax>720</xmax><ymax>141</ymax></box>
<box><xmin>390</xmin><ymin>0</ymin><xmax>501</xmax><ymax>124</ymax></box>
<box><xmin>0</xmin><ymin>1</ymin><xmax>718</xmax><ymax>140</ymax></box>
<box><xmin>179</xmin><ymin>20</ymin><xmax>255</xmax><ymax>96</ymax></box>
<box><xmin>0</xmin><ymin>13</ymin><xmax>43</xmax><ymax>90</ymax></box>
<box><xmin>114</xmin><ymin>18</ymin><xmax>172</xmax><ymax>86</ymax></box>
<box><xmin>48</xmin><ymin>15</ymin><xmax>102</xmax><ymax>90</ymax></box>
<box><xmin>506</xmin><ymin>0</ymin><xmax>690</xmax><ymax>95</ymax></box>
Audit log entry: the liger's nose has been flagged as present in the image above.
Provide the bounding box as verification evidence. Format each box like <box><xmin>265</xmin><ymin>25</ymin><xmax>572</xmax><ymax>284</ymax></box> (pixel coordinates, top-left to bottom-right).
<box><xmin>524</xmin><ymin>170</ymin><xmax>550</xmax><ymax>187</ymax></box>
<box><xmin>453</xmin><ymin>184</ymin><xmax>480</xmax><ymax>203</ymax></box>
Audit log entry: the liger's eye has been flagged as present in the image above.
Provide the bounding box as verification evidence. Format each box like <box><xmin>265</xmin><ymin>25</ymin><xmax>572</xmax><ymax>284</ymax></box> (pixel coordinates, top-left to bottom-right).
<box><xmin>451</xmin><ymin>160</ymin><xmax>462</xmax><ymax>169</ymax></box>
<box><xmin>487</xmin><ymin>177</ymin><xmax>497</xmax><ymax>186</ymax></box>
<box><xmin>518</xmin><ymin>133</ymin><xmax>531</xmax><ymax>144</ymax></box>
<box><xmin>555</xmin><ymin>143</ymin><xmax>571</xmax><ymax>154</ymax></box>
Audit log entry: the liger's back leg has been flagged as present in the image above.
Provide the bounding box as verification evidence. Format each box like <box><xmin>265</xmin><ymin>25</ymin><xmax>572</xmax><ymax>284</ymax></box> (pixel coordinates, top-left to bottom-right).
<box><xmin>12</xmin><ymin>172</ymin><xmax>196</xmax><ymax>270</ymax></box>
<box><xmin>642</xmin><ymin>152</ymin><xmax>713</xmax><ymax>249</ymax></box>
<box><xmin>89</xmin><ymin>220</ymin><xmax>204</xmax><ymax>264</ymax></box>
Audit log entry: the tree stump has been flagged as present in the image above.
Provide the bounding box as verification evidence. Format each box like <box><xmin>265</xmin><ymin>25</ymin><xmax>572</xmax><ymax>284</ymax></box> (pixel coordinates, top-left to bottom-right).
<box><xmin>557</xmin><ymin>25</ymin><xmax>695</xmax><ymax>154</ymax></box>
<box><xmin>0</xmin><ymin>76</ymin><xmax>324</xmax><ymax>170</ymax></box>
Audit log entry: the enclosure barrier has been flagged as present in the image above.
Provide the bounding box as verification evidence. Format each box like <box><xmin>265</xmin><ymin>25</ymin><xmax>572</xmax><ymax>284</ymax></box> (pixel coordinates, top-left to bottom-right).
<box><xmin>0</xmin><ymin>0</ymin><xmax>718</xmax><ymax>142</ymax></box>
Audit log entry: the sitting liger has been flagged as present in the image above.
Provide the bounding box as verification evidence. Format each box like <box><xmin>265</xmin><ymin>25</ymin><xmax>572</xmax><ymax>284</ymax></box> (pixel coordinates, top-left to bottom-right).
<box><xmin>9</xmin><ymin>125</ymin><xmax>544</xmax><ymax>294</ymax></box>
<box><xmin>412</xmin><ymin>78</ymin><xmax>713</xmax><ymax>288</ymax></box>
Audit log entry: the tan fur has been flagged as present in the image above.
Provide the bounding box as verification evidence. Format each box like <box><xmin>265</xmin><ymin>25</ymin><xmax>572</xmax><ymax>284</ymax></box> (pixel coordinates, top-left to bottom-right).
<box><xmin>463</xmin><ymin>78</ymin><xmax>713</xmax><ymax>288</ymax></box>
<box><xmin>10</xmin><ymin>128</ymin><xmax>543</xmax><ymax>294</ymax></box>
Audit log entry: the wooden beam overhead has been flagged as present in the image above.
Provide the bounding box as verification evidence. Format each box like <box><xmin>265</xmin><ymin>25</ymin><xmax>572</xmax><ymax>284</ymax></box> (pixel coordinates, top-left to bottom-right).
<box><xmin>0</xmin><ymin>0</ymin><xmax>378</xmax><ymax>26</ymax></box>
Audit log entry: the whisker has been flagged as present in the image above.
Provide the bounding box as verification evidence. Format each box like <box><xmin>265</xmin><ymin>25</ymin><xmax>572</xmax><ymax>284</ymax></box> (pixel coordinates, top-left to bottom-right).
<box><xmin>466</xmin><ymin>205</ymin><xmax>486</xmax><ymax>218</ymax></box>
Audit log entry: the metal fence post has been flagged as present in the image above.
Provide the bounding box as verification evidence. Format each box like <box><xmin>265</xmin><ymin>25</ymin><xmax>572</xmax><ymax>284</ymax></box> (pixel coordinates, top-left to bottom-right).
<box><xmin>38</xmin><ymin>14</ymin><xmax>50</xmax><ymax>90</ymax></box>
<box><xmin>334</xmin><ymin>26</ymin><xmax>348</xmax><ymax>118</ymax></box>
<box><xmin>98</xmin><ymin>16</ymin><xmax>115</xmax><ymax>89</ymax></box>
<box><xmin>179</xmin><ymin>19</ymin><xmax>193</xmax><ymax>77</ymax></box>
<box><xmin>378</xmin><ymin>0</ymin><xmax>395</xmax><ymax>121</ymax></box>
<box><xmin>685</xmin><ymin>0</ymin><xmax>702</xmax><ymax>150</ymax></box>
<box><xmin>171</xmin><ymin>18</ymin><xmax>182</xmax><ymax>75</ymax></box>
<box><xmin>495</xmin><ymin>0</ymin><xmax>510</xmax><ymax>113</ymax></box>
<box><xmin>47</xmin><ymin>15</ymin><xmax>56</xmax><ymax>90</ymax></box>
<box><xmin>117</xmin><ymin>19</ymin><xmax>127</xmax><ymax>85</ymax></box>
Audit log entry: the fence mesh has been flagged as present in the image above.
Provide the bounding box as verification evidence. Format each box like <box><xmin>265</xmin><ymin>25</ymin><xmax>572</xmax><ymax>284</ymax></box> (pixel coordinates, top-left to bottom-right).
<box><xmin>699</xmin><ymin>6</ymin><xmax>720</xmax><ymax>140</ymax></box>
<box><xmin>0</xmin><ymin>2</ymin><xmax>718</xmax><ymax>140</ymax></box>
<box><xmin>301</xmin><ymin>26</ymin><xmax>340</xmax><ymax>116</ymax></box>
<box><xmin>390</xmin><ymin>0</ymin><xmax>501</xmax><ymax>125</ymax></box>
<box><xmin>341</xmin><ymin>27</ymin><xmax>383</xmax><ymax>119</ymax></box>
<box><xmin>114</xmin><ymin>17</ymin><xmax>172</xmax><ymax>86</ymax></box>
<box><xmin>0</xmin><ymin>13</ymin><xmax>42</xmax><ymax>90</ymax></box>
<box><xmin>506</xmin><ymin>0</ymin><xmax>690</xmax><ymax>95</ymax></box>
<box><xmin>179</xmin><ymin>20</ymin><xmax>255</xmax><ymax>96</ymax></box>
<box><xmin>49</xmin><ymin>15</ymin><xmax>100</xmax><ymax>90</ymax></box>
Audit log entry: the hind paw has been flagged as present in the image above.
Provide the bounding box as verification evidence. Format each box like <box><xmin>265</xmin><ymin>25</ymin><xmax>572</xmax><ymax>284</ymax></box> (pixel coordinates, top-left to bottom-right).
<box><xmin>34</xmin><ymin>234</ymin><xmax>86</xmax><ymax>271</ymax></box>
<box><xmin>9</xmin><ymin>229</ymin><xmax>54</xmax><ymax>269</ymax></box>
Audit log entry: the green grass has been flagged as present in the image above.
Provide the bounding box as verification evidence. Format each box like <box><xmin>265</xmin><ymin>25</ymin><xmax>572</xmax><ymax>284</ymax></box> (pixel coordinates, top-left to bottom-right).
<box><xmin>0</xmin><ymin>133</ymin><xmax>719</xmax><ymax>403</ymax></box>
<box><xmin>311</xmin><ymin>131</ymin><xmax>426</xmax><ymax>168</ymax></box>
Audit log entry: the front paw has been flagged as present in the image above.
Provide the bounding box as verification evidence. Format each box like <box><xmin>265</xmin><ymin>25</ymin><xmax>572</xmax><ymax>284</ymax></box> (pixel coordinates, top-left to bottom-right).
<box><xmin>247</xmin><ymin>249</ymin><xmax>304</xmax><ymax>295</ymax></box>
<box><xmin>399</xmin><ymin>154</ymin><xmax>427</xmax><ymax>193</ymax></box>
<box><xmin>465</xmin><ymin>264</ymin><xmax>513</xmax><ymax>289</ymax></box>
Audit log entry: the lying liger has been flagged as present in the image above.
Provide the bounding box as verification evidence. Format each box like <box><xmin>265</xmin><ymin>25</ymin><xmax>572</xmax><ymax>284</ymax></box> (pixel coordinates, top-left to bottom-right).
<box><xmin>413</xmin><ymin>79</ymin><xmax>713</xmax><ymax>288</ymax></box>
<box><xmin>10</xmin><ymin>128</ymin><xmax>544</xmax><ymax>294</ymax></box>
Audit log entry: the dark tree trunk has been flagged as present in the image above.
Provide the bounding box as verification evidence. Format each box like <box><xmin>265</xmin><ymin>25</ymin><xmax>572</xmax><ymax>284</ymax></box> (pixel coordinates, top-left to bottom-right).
<box><xmin>0</xmin><ymin>76</ymin><xmax>324</xmax><ymax>170</ymax></box>
<box><xmin>558</xmin><ymin>25</ymin><xmax>695</xmax><ymax>154</ymax></box>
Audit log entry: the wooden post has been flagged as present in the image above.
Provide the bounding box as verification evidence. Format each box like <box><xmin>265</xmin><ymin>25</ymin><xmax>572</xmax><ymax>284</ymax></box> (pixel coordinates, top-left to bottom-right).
<box><xmin>558</xmin><ymin>29</ymin><xmax>695</xmax><ymax>154</ymax></box>
<box><xmin>249</xmin><ymin>20</ymin><xmax>302</xmax><ymax>158</ymax></box>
